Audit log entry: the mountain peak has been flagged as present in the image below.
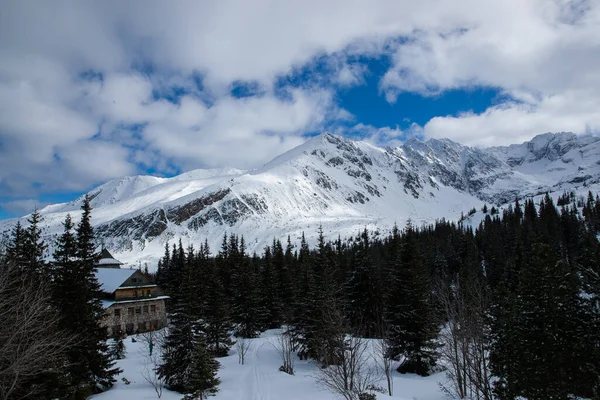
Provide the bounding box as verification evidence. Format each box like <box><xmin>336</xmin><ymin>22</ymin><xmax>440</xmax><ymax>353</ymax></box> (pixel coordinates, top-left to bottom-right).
<box><xmin>3</xmin><ymin>131</ymin><xmax>599</xmax><ymax>268</ymax></box>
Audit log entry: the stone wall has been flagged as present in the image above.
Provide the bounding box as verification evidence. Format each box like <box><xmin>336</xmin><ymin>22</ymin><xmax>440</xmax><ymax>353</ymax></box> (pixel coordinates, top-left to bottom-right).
<box><xmin>102</xmin><ymin>297</ymin><xmax>167</xmax><ymax>336</ymax></box>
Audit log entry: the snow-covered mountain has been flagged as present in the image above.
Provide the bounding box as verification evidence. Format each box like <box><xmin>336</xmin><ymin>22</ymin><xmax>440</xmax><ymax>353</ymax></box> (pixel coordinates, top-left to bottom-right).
<box><xmin>2</xmin><ymin>132</ymin><xmax>599</xmax><ymax>267</ymax></box>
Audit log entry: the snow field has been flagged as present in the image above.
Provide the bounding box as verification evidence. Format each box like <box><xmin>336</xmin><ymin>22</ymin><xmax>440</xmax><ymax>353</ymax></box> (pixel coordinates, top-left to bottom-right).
<box><xmin>90</xmin><ymin>329</ymin><xmax>447</xmax><ymax>400</ymax></box>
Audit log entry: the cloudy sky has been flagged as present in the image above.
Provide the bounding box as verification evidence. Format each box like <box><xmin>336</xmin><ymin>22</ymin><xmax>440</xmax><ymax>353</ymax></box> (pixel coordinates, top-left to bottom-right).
<box><xmin>1</xmin><ymin>0</ymin><xmax>598</xmax><ymax>218</ymax></box>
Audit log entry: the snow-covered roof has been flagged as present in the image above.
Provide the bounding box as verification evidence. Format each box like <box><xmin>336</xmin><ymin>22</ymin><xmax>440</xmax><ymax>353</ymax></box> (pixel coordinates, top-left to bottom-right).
<box><xmin>95</xmin><ymin>267</ymin><xmax>136</xmax><ymax>293</ymax></box>
<box><xmin>101</xmin><ymin>299</ymin><xmax>115</xmax><ymax>309</ymax></box>
<box><xmin>96</xmin><ymin>248</ymin><xmax>123</xmax><ymax>266</ymax></box>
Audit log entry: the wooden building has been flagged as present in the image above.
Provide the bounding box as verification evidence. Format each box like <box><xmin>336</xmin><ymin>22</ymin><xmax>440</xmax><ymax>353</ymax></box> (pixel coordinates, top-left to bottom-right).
<box><xmin>95</xmin><ymin>250</ymin><xmax>168</xmax><ymax>336</ymax></box>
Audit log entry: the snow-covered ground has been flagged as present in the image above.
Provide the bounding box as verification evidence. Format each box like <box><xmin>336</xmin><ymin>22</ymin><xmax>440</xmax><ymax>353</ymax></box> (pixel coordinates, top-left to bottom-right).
<box><xmin>90</xmin><ymin>329</ymin><xmax>446</xmax><ymax>400</ymax></box>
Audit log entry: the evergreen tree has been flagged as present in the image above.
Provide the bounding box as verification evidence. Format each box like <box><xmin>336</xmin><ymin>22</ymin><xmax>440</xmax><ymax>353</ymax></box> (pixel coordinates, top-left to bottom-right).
<box><xmin>346</xmin><ymin>228</ymin><xmax>383</xmax><ymax>337</ymax></box>
<box><xmin>260</xmin><ymin>244</ymin><xmax>281</xmax><ymax>328</ymax></box>
<box><xmin>52</xmin><ymin>196</ymin><xmax>120</xmax><ymax>398</ymax></box>
<box><xmin>491</xmin><ymin>243</ymin><xmax>600</xmax><ymax>399</ymax></box>
<box><xmin>300</xmin><ymin>227</ymin><xmax>343</xmax><ymax>365</ymax></box>
<box><xmin>159</xmin><ymin>244</ymin><xmax>220</xmax><ymax>396</ymax></box>
<box><xmin>22</xmin><ymin>208</ymin><xmax>48</xmax><ymax>276</ymax></box>
<box><xmin>5</xmin><ymin>221</ymin><xmax>26</xmax><ymax>267</ymax></box>
<box><xmin>200</xmin><ymin>241</ymin><xmax>234</xmax><ymax>356</ymax></box>
<box><xmin>386</xmin><ymin>222</ymin><xmax>438</xmax><ymax>376</ymax></box>
<box><xmin>184</xmin><ymin>336</ymin><xmax>221</xmax><ymax>400</ymax></box>
<box><xmin>230</xmin><ymin>236</ymin><xmax>262</xmax><ymax>337</ymax></box>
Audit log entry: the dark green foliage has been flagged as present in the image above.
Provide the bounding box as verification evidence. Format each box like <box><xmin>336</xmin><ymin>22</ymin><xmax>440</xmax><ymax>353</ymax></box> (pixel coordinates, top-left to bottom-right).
<box><xmin>158</xmin><ymin>242</ymin><xmax>221</xmax><ymax>397</ymax></box>
<box><xmin>52</xmin><ymin>196</ymin><xmax>120</xmax><ymax>398</ymax></box>
<box><xmin>7</xmin><ymin>189</ymin><xmax>592</xmax><ymax>399</ymax></box>
<box><xmin>385</xmin><ymin>222</ymin><xmax>439</xmax><ymax>376</ymax></box>
<box><xmin>346</xmin><ymin>228</ymin><xmax>383</xmax><ymax>337</ymax></box>
<box><xmin>199</xmin><ymin>241</ymin><xmax>234</xmax><ymax>357</ymax></box>
<box><xmin>184</xmin><ymin>336</ymin><xmax>221</xmax><ymax>399</ymax></box>
<box><xmin>230</xmin><ymin>235</ymin><xmax>263</xmax><ymax>338</ymax></box>
<box><xmin>491</xmin><ymin>244</ymin><xmax>600</xmax><ymax>399</ymax></box>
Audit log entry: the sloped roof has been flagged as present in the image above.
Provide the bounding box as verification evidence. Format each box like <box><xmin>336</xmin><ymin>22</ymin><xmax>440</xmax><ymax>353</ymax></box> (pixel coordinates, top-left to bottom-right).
<box><xmin>95</xmin><ymin>267</ymin><xmax>136</xmax><ymax>293</ymax></box>
<box><xmin>96</xmin><ymin>248</ymin><xmax>123</xmax><ymax>266</ymax></box>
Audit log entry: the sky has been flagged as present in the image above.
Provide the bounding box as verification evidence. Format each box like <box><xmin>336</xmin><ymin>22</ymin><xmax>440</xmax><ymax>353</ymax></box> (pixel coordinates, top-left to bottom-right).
<box><xmin>1</xmin><ymin>0</ymin><xmax>599</xmax><ymax>219</ymax></box>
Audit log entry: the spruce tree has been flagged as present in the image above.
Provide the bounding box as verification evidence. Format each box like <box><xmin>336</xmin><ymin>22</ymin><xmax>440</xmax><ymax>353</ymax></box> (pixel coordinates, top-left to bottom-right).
<box><xmin>184</xmin><ymin>336</ymin><xmax>221</xmax><ymax>400</ymax></box>
<box><xmin>386</xmin><ymin>222</ymin><xmax>438</xmax><ymax>376</ymax></box>
<box><xmin>5</xmin><ymin>221</ymin><xmax>26</xmax><ymax>267</ymax></box>
<box><xmin>200</xmin><ymin>241</ymin><xmax>234</xmax><ymax>356</ymax></box>
<box><xmin>259</xmin><ymin>244</ymin><xmax>280</xmax><ymax>328</ymax></box>
<box><xmin>346</xmin><ymin>228</ymin><xmax>383</xmax><ymax>337</ymax></box>
<box><xmin>53</xmin><ymin>196</ymin><xmax>120</xmax><ymax>397</ymax></box>
<box><xmin>230</xmin><ymin>236</ymin><xmax>262</xmax><ymax>337</ymax></box>
<box><xmin>22</xmin><ymin>208</ymin><xmax>48</xmax><ymax>276</ymax></box>
<box><xmin>491</xmin><ymin>243</ymin><xmax>600</xmax><ymax>399</ymax></box>
<box><xmin>159</xmin><ymin>245</ymin><xmax>220</xmax><ymax>396</ymax></box>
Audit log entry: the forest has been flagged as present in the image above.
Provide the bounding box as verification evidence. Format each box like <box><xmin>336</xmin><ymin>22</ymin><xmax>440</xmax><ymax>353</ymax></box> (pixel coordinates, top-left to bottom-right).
<box><xmin>1</xmin><ymin>191</ymin><xmax>600</xmax><ymax>400</ymax></box>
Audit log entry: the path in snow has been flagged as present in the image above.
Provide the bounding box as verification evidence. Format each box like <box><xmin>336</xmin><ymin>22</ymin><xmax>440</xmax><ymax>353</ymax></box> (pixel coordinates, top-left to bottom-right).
<box><xmin>90</xmin><ymin>329</ymin><xmax>447</xmax><ymax>400</ymax></box>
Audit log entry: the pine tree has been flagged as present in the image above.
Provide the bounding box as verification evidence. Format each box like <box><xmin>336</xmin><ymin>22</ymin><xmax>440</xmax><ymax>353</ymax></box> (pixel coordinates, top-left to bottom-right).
<box><xmin>230</xmin><ymin>236</ymin><xmax>262</xmax><ymax>337</ymax></box>
<box><xmin>184</xmin><ymin>336</ymin><xmax>221</xmax><ymax>400</ymax></box>
<box><xmin>346</xmin><ymin>228</ymin><xmax>383</xmax><ymax>337</ymax></box>
<box><xmin>200</xmin><ymin>241</ymin><xmax>234</xmax><ymax>356</ymax></box>
<box><xmin>5</xmin><ymin>220</ymin><xmax>26</xmax><ymax>267</ymax></box>
<box><xmin>159</xmin><ymin>243</ymin><xmax>199</xmax><ymax>391</ymax></box>
<box><xmin>386</xmin><ymin>222</ymin><xmax>438</xmax><ymax>376</ymax></box>
<box><xmin>159</xmin><ymin>244</ymin><xmax>220</xmax><ymax>396</ymax></box>
<box><xmin>52</xmin><ymin>196</ymin><xmax>120</xmax><ymax>397</ymax></box>
<box><xmin>260</xmin><ymin>244</ymin><xmax>280</xmax><ymax>328</ymax></box>
<box><xmin>22</xmin><ymin>208</ymin><xmax>48</xmax><ymax>276</ymax></box>
<box><xmin>300</xmin><ymin>226</ymin><xmax>343</xmax><ymax>365</ymax></box>
<box><xmin>491</xmin><ymin>243</ymin><xmax>600</xmax><ymax>399</ymax></box>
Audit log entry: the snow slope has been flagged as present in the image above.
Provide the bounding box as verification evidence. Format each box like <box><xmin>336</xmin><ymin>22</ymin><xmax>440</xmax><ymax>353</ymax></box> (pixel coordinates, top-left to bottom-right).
<box><xmin>90</xmin><ymin>329</ymin><xmax>446</xmax><ymax>400</ymax></box>
<box><xmin>1</xmin><ymin>132</ymin><xmax>598</xmax><ymax>268</ymax></box>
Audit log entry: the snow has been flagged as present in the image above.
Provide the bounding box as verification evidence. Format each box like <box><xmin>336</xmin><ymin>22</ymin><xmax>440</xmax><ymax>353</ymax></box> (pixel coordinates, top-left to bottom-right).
<box><xmin>98</xmin><ymin>258</ymin><xmax>123</xmax><ymax>266</ymax></box>
<box><xmin>96</xmin><ymin>268</ymin><xmax>137</xmax><ymax>294</ymax></box>
<box><xmin>2</xmin><ymin>132</ymin><xmax>599</xmax><ymax>270</ymax></box>
<box><xmin>90</xmin><ymin>329</ymin><xmax>446</xmax><ymax>400</ymax></box>
<box><xmin>101</xmin><ymin>300</ymin><xmax>115</xmax><ymax>309</ymax></box>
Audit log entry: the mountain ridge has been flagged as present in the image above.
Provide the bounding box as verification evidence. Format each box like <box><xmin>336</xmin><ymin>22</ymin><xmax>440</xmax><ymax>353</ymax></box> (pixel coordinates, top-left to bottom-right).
<box><xmin>2</xmin><ymin>131</ymin><xmax>599</xmax><ymax>267</ymax></box>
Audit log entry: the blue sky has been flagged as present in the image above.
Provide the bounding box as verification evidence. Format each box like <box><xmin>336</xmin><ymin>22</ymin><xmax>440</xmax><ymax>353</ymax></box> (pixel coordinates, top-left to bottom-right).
<box><xmin>1</xmin><ymin>0</ymin><xmax>599</xmax><ymax>219</ymax></box>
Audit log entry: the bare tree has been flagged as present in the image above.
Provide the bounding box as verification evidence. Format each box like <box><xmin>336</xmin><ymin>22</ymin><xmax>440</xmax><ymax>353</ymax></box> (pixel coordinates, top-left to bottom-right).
<box><xmin>313</xmin><ymin>300</ymin><xmax>380</xmax><ymax>400</ymax></box>
<box><xmin>236</xmin><ymin>336</ymin><xmax>252</xmax><ymax>365</ymax></box>
<box><xmin>436</xmin><ymin>275</ymin><xmax>493</xmax><ymax>400</ymax></box>
<box><xmin>271</xmin><ymin>326</ymin><xmax>295</xmax><ymax>375</ymax></box>
<box><xmin>0</xmin><ymin>264</ymin><xmax>73</xmax><ymax>400</ymax></box>
<box><xmin>375</xmin><ymin>336</ymin><xmax>394</xmax><ymax>396</ymax></box>
<box><xmin>140</xmin><ymin>329</ymin><xmax>166</xmax><ymax>398</ymax></box>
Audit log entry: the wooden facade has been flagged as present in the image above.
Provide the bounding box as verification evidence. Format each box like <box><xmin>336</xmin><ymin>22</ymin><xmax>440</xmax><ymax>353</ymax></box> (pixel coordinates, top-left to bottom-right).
<box><xmin>95</xmin><ymin>250</ymin><xmax>168</xmax><ymax>336</ymax></box>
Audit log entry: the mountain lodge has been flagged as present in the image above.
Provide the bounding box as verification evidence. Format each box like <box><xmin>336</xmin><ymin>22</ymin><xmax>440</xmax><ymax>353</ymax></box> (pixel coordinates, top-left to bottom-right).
<box><xmin>95</xmin><ymin>249</ymin><xmax>168</xmax><ymax>336</ymax></box>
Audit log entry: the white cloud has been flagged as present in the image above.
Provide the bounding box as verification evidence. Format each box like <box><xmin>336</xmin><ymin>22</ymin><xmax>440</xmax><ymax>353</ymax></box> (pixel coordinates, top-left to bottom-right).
<box><xmin>380</xmin><ymin>0</ymin><xmax>600</xmax><ymax>144</ymax></box>
<box><xmin>1</xmin><ymin>0</ymin><xmax>599</xmax><ymax>205</ymax></box>
<box><xmin>423</xmin><ymin>89</ymin><xmax>600</xmax><ymax>146</ymax></box>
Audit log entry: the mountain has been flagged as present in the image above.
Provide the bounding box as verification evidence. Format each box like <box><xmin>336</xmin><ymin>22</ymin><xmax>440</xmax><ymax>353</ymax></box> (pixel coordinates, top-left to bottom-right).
<box><xmin>2</xmin><ymin>132</ymin><xmax>599</xmax><ymax>267</ymax></box>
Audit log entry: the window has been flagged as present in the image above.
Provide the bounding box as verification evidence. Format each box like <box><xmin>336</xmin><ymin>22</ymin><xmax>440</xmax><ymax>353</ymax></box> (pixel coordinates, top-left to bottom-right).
<box><xmin>114</xmin><ymin>308</ymin><xmax>121</xmax><ymax>317</ymax></box>
<box><xmin>146</xmin><ymin>290</ymin><xmax>151</xmax><ymax>297</ymax></box>
<box><xmin>134</xmin><ymin>290</ymin><xmax>138</xmax><ymax>297</ymax></box>
<box><xmin>143</xmin><ymin>305</ymin><xmax>148</xmax><ymax>314</ymax></box>
<box><xmin>125</xmin><ymin>323</ymin><xmax>134</xmax><ymax>334</ymax></box>
<box><xmin>135</xmin><ymin>307</ymin><xmax>141</xmax><ymax>314</ymax></box>
<box><xmin>150</xmin><ymin>305</ymin><xmax>156</xmax><ymax>313</ymax></box>
<box><xmin>128</xmin><ymin>307</ymin><xmax>134</xmax><ymax>316</ymax></box>
<box><xmin>138</xmin><ymin>321</ymin><xmax>147</xmax><ymax>331</ymax></box>
<box><xmin>151</xmin><ymin>319</ymin><xmax>159</xmax><ymax>329</ymax></box>
<box><xmin>131</xmin><ymin>278</ymin><xmax>137</xmax><ymax>283</ymax></box>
